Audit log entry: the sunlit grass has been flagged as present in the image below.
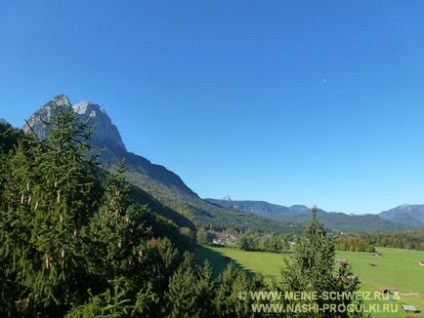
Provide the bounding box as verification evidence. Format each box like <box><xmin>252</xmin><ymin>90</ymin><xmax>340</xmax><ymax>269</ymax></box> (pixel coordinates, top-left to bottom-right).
<box><xmin>196</xmin><ymin>245</ymin><xmax>424</xmax><ymax>317</ymax></box>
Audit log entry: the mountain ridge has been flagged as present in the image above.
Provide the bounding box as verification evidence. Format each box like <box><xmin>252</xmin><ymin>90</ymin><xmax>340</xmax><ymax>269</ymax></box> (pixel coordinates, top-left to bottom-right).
<box><xmin>206</xmin><ymin>198</ymin><xmax>418</xmax><ymax>231</ymax></box>
<box><xmin>379</xmin><ymin>204</ymin><xmax>424</xmax><ymax>227</ymax></box>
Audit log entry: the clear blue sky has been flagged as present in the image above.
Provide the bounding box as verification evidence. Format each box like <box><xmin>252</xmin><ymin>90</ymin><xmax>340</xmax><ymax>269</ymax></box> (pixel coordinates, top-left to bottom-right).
<box><xmin>2</xmin><ymin>1</ymin><xmax>424</xmax><ymax>214</ymax></box>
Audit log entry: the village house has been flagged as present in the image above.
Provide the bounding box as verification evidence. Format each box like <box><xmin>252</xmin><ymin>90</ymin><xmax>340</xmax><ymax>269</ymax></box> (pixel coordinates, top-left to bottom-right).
<box><xmin>208</xmin><ymin>231</ymin><xmax>237</xmax><ymax>246</ymax></box>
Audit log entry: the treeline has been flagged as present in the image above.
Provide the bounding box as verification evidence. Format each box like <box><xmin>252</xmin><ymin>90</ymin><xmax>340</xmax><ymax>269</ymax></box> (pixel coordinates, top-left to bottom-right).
<box><xmin>356</xmin><ymin>231</ymin><xmax>424</xmax><ymax>251</ymax></box>
<box><xmin>336</xmin><ymin>231</ymin><xmax>424</xmax><ymax>252</ymax></box>
<box><xmin>196</xmin><ymin>227</ymin><xmax>298</xmax><ymax>253</ymax></box>
<box><xmin>227</xmin><ymin>230</ymin><xmax>378</xmax><ymax>254</ymax></box>
<box><xmin>235</xmin><ymin>231</ymin><xmax>293</xmax><ymax>253</ymax></box>
<box><xmin>336</xmin><ymin>235</ymin><xmax>376</xmax><ymax>253</ymax></box>
<box><xmin>235</xmin><ymin>231</ymin><xmax>379</xmax><ymax>254</ymax></box>
<box><xmin>207</xmin><ymin>230</ymin><xmax>379</xmax><ymax>254</ymax></box>
<box><xmin>199</xmin><ymin>225</ymin><xmax>424</xmax><ymax>255</ymax></box>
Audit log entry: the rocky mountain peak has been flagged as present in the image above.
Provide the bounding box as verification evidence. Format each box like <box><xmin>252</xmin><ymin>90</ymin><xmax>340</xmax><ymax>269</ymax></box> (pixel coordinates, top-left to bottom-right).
<box><xmin>51</xmin><ymin>94</ymin><xmax>72</xmax><ymax>107</ymax></box>
<box><xmin>73</xmin><ymin>101</ymin><xmax>106</xmax><ymax>117</ymax></box>
<box><xmin>23</xmin><ymin>94</ymin><xmax>73</xmax><ymax>139</ymax></box>
<box><xmin>73</xmin><ymin>101</ymin><xmax>126</xmax><ymax>154</ymax></box>
<box><xmin>22</xmin><ymin>94</ymin><xmax>198</xmax><ymax>199</ymax></box>
<box><xmin>23</xmin><ymin>95</ymin><xmax>126</xmax><ymax>154</ymax></box>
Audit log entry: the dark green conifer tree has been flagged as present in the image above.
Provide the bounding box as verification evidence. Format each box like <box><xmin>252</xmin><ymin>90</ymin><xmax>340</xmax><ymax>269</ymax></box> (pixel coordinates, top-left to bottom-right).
<box><xmin>165</xmin><ymin>259</ymin><xmax>200</xmax><ymax>318</ymax></box>
<box><xmin>0</xmin><ymin>109</ymin><xmax>102</xmax><ymax>316</ymax></box>
<box><xmin>280</xmin><ymin>207</ymin><xmax>364</xmax><ymax>318</ymax></box>
<box><xmin>213</xmin><ymin>263</ymin><xmax>260</xmax><ymax>318</ymax></box>
<box><xmin>195</xmin><ymin>260</ymin><xmax>215</xmax><ymax>317</ymax></box>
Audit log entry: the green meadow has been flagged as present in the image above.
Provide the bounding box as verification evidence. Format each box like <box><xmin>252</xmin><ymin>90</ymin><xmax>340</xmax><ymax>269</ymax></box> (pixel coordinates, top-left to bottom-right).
<box><xmin>195</xmin><ymin>245</ymin><xmax>424</xmax><ymax>317</ymax></box>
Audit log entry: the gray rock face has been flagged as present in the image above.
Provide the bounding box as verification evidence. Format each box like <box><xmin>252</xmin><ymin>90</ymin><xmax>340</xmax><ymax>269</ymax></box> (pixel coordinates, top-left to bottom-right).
<box><xmin>72</xmin><ymin>101</ymin><xmax>126</xmax><ymax>154</ymax></box>
<box><xmin>23</xmin><ymin>94</ymin><xmax>126</xmax><ymax>154</ymax></box>
<box><xmin>23</xmin><ymin>94</ymin><xmax>73</xmax><ymax>139</ymax></box>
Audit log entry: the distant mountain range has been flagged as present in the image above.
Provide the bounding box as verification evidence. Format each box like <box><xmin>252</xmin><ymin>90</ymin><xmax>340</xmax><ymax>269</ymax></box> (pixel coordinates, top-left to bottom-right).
<box><xmin>379</xmin><ymin>204</ymin><xmax>424</xmax><ymax>228</ymax></box>
<box><xmin>20</xmin><ymin>94</ymin><xmax>424</xmax><ymax>233</ymax></box>
<box><xmin>206</xmin><ymin>198</ymin><xmax>424</xmax><ymax>231</ymax></box>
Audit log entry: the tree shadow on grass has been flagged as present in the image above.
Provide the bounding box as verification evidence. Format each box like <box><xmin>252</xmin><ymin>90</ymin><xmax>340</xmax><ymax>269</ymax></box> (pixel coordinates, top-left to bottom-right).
<box><xmin>194</xmin><ymin>245</ymin><xmax>256</xmax><ymax>278</ymax></box>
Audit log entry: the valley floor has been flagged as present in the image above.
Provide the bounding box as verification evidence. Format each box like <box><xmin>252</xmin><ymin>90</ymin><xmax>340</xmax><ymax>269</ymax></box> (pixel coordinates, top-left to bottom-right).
<box><xmin>195</xmin><ymin>245</ymin><xmax>424</xmax><ymax>318</ymax></box>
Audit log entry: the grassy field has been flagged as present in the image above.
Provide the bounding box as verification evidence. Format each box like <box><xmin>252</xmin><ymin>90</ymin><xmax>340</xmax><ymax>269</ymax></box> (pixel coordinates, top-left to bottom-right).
<box><xmin>195</xmin><ymin>245</ymin><xmax>424</xmax><ymax>317</ymax></box>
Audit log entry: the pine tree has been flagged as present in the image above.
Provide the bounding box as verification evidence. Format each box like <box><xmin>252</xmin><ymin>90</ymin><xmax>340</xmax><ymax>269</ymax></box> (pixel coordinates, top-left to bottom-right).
<box><xmin>280</xmin><ymin>207</ymin><xmax>364</xmax><ymax>317</ymax></box>
<box><xmin>164</xmin><ymin>252</ymin><xmax>203</xmax><ymax>318</ymax></box>
<box><xmin>194</xmin><ymin>260</ymin><xmax>216</xmax><ymax>318</ymax></box>
<box><xmin>0</xmin><ymin>109</ymin><xmax>102</xmax><ymax>316</ymax></box>
<box><xmin>213</xmin><ymin>263</ymin><xmax>258</xmax><ymax>318</ymax></box>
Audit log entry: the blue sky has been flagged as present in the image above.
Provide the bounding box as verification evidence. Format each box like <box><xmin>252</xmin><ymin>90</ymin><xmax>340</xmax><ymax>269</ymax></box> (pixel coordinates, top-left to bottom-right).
<box><xmin>2</xmin><ymin>1</ymin><xmax>424</xmax><ymax>214</ymax></box>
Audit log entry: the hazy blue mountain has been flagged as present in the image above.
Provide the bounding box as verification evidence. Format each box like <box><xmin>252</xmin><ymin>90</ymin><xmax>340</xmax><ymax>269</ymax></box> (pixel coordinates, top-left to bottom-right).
<box><xmin>379</xmin><ymin>204</ymin><xmax>424</xmax><ymax>227</ymax></box>
<box><xmin>206</xmin><ymin>199</ymin><xmax>294</xmax><ymax>217</ymax></box>
<box><xmin>206</xmin><ymin>199</ymin><xmax>414</xmax><ymax>231</ymax></box>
